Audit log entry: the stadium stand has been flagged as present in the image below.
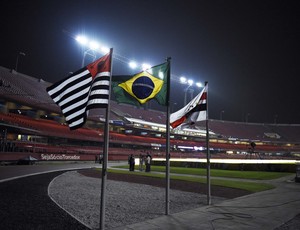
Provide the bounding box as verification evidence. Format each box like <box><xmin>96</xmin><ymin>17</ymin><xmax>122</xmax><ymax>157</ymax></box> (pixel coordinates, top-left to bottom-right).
<box><xmin>1</xmin><ymin>66</ymin><xmax>300</xmax><ymax>164</ymax></box>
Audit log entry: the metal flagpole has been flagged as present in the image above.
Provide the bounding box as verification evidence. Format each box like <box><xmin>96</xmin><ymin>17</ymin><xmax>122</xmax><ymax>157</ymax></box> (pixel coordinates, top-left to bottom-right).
<box><xmin>205</xmin><ymin>81</ymin><xmax>211</xmax><ymax>205</ymax></box>
<box><xmin>100</xmin><ymin>48</ymin><xmax>113</xmax><ymax>229</ymax></box>
<box><xmin>165</xmin><ymin>57</ymin><xmax>171</xmax><ymax>215</ymax></box>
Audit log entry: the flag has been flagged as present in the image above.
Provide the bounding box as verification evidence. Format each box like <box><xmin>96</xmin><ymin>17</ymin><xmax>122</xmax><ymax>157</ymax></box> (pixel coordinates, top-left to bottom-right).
<box><xmin>46</xmin><ymin>50</ymin><xmax>112</xmax><ymax>130</ymax></box>
<box><xmin>170</xmin><ymin>84</ymin><xmax>207</xmax><ymax>129</ymax></box>
<box><xmin>112</xmin><ymin>62</ymin><xmax>169</xmax><ymax>106</ymax></box>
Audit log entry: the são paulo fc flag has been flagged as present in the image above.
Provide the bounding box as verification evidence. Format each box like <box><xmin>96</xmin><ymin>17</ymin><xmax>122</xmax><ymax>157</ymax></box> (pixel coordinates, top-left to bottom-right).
<box><xmin>170</xmin><ymin>83</ymin><xmax>207</xmax><ymax>129</ymax></box>
<box><xmin>47</xmin><ymin>50</ymin><xmax>112</xmax><ymax>130</ymax></box>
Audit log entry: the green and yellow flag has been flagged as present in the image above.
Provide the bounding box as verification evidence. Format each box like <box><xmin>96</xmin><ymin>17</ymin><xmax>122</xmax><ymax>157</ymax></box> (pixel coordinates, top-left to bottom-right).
<box><xmin>112</xmin><ymin>62</ymin><xmax>169</xmax><ymax>106</ymax></box>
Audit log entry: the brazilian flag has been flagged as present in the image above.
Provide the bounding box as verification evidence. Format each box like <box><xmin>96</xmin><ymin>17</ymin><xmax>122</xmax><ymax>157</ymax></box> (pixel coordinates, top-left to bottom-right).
<box><xmin>112</xmin><ymin>62</ymin><xmax>169</xmax><ymax>106</ymax></box>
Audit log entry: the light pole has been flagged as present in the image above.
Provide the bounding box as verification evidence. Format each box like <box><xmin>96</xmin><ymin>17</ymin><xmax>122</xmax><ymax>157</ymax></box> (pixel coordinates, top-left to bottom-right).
<box><xmin>82</xmin><ymin>49</ymin><xmax>96</xmax><ymax>67</ymax></box>
<box><xmin>180</xmin><ymin>77</ymin><xmax>202</xmax><ymax>105</ymax></box>
<box><xmin>75</xmin><ymin>35</ymin><xmax>110</xmax><ymax>67</ymax></box>
<box><xmin>220</xmin><ymin>110</ymin><xmax>225</xmax><ymax>120</ymax></box>
<box><xmin>171</xmin><ymin>102</ymin><xmax>177</xmax><ymax>113</ymax></box>
<box><xmin>246</xmin><ymin>113</ymin><xmax>250</xmax><ymax>123</ymax></box>
<box><xmin>189</xmin><ymin>82</ymin><xmax>202</xmax><ymax>99</ymax></box>
<box><xmin>15</xmin><ymin>52</ymin><xmax>26</xmax><ymax>71</ymax></box>
<box><xmin>274</xmin><ymin>114</ymin><xmax>278</xmax><ymax>124</ymax></box>
<box><xmin>184</xmin><ymin>83</ymin><xmax>193</xmax><ymax>105</ymax></box>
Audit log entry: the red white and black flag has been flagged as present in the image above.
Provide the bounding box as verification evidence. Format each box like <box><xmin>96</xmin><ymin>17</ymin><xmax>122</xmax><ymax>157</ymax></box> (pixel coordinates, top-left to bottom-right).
<box><xmin>47</xmin><ymin>50</ymin><xmax>112</xmax><ymax>130</ymax></box>
<box><xmin>170</xmin><ymin>83</ymin><xmax>207</xmax><ymax>129</ymax></box>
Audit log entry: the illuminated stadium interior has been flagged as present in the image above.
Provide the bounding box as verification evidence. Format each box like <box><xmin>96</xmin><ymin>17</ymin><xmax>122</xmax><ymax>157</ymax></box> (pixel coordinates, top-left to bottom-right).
<box><xmin>1</xmin><ymin>66</ymin><xmax>300</xmax><ymax>167</ymax></box>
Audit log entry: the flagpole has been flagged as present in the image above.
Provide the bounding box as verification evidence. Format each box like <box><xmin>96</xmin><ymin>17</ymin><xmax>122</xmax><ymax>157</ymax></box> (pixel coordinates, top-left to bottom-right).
<box><xmin>205</xmin><ymin>81</ymin><xmax>211</xmax><ymax>205</ymax></box>
<box><xmin>165</xmin><ymin>57</ymin><xmax>171</xmax><ymax>215</ymax></box>
<box><xmin>100</xmin><ymin>48</ymin><xmax>113</xmax><ymax>229</ymax></box>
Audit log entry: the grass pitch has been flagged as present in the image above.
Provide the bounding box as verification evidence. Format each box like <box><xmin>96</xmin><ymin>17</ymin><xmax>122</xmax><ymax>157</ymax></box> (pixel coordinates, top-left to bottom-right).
<box><xmin>109</xmin><ymin>165</ymin><xmax>292</xmax><ymax>192</ymax></box>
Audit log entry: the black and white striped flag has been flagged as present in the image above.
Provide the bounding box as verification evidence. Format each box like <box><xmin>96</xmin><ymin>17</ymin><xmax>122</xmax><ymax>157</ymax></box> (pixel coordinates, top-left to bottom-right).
<box><xmin>47</xmin><ymin>50</ymin><xmax>112</xmax><ymax>130</ymax></box>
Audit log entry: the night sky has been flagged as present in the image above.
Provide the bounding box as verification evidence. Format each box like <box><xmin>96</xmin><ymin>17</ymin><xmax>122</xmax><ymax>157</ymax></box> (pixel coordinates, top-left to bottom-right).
<box><xmin>1</xmin><ymin>0</ymin><xmax>299</xmax><ymax>124</ymax></box>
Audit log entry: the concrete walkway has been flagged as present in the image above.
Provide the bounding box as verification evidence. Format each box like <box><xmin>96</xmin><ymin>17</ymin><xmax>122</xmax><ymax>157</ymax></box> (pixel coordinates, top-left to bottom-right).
<box><xmin>1</xmin><ymin>162</ymin><xmax>299</xmax><ymax>229</ymax></box>
<box><xmin>114</xmin><ymin>174</ymin><xmax>300</xmax><ymax>230</ymax></box>
<box><xmin>0</xmin><ymin>161</ymin><xmax>123</xmax><ymax>182</ymax></box>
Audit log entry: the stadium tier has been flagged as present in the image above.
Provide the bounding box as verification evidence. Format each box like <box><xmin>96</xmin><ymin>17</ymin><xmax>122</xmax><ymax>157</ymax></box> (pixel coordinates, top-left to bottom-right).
<box><xmin>1</xmin><ymin>66</ymin><xmax>300</xmax><ymax>163</ymax></box>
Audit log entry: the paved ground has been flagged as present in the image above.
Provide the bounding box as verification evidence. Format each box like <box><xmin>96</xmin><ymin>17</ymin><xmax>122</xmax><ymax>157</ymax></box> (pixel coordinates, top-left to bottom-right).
<box><xmin>0</xmin><ymin>162</ymin><xmax>104</xmax><ymax>182</ymax></box>
<box><xmin>78</xmin><ymin>168</ymin><xmax>300</xmax><ymax>230</ymax></box>
<box><xmin>0</xmin><ymin>162</ymin><xmax>109</xmax><ymax>230</ymax></box>
<box><xmin>0</xmin><ymin>170</ymin><xmax>89</xmax><ymax>230</ymax></box>
<box><xmin>0</xmin><ymin>162</ymin><xmax>299</xmax><ymax>229</ymax></box>
<box><xmin>116</xmin><ymin>174</ymin><xmax>300</xmax><ymax>230</ymax></box>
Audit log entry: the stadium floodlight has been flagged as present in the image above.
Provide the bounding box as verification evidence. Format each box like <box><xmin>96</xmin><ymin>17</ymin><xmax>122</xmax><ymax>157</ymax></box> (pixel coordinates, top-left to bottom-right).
<box><xmin>76</xmin><ymin>34</ymin><xmax>111</xmax><ymax>67</ymax></box>
<box><xmin>75</xmin><ymin>35</ymin><xmax>88</xmax><ymax>45</ymax></box>
<box><xmin>129</xmin><ymin>61</ymin><xmax>137</xmax><ymax>69</ymax></box>
<box><xmin>180</xmin><ymin>76</ymin><xmax>201</xmax><ymax>87</ymax></box>
<box><xmin>187</xmin><ymin>79</ymin><xmax>194</xmax><ymax>86</ymax></box>
<box><xmin>88</xmin><ymin>40</ymin><xmax>100</xmax><ymax>50</ymax></box>
<box><xmin>101</xmin><ymin>46</ymin><xmax>110</xmax><ymax>54</ymax></box>
<box><xmin>196</xmin><ymin>82</ymin><xmax>202</xmax><ymax>88</ymax></box>
<box><xmin>180</xmin><ymin>77</ymin><xmax>203</xmax><ymax>105</ymax></box>
<box><xmin>180</xmin><ymin>76</ymin><xmax>187</xmax><ymax>84</ymax></box>
<box><xmin>142</xmin><ymin>63</ymin><xmax>151</xmax><ymax>71</ymax></box>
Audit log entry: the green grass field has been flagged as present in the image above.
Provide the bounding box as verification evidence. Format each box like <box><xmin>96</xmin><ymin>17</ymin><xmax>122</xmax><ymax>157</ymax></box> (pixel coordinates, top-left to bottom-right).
<box><xmin>110</xmin><ymin>165</ymin><xmax>293</xmax><ymax>192</ymax></box>
<box><xmin>113</xmin><ymin>165</ymin><xmax>292</xmax><ymax>180</ymax></box>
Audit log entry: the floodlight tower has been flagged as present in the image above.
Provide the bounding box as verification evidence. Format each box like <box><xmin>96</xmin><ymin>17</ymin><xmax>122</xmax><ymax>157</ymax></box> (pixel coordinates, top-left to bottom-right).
<box><xmin>220</xmin><ymin>110</ymin><xmax>225</xmax><ymax>120</ymax></box>
<box><xmin>80</xmin><ymin>37</ymin><xmax>98</xmax><ymax>67</ymax></box>
<box><xmin>82</xmin><ymin>49</ymin><xmax>97</xmax><ymax>67</ymax></box>
<box><xmin>15</xmin><ymin>52</ymin><xmax>26</xmax><ymax>71</ymax></box>
<box><xmin>180</xmin><ymin>76</ymin><xmax>202</xmax><ymax>105</ymax></box>
<box><xmin>75</xmin><ymin>35</ymin><xmax>109</xmax><ymax>67</ymax></box>
<box><xmin>128</xmin><ymin>61</ymin><xmax>152</xmax><ymax>74</ymax></box>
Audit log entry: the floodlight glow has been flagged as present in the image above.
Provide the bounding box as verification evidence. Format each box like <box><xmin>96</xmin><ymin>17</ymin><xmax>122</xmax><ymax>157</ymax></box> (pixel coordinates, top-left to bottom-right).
<box><xmin>178</xmin><ymin>146</ymin><xmax>194</xmax><ymax>149</ymax></box>
<box><xmin>152</xmin><ymin>158</ymin><xmax>300</xmax><ymax>165</ymax></box>
<box><xmin>142</xmin><ymin>63</ymin><xmax>151</xmax><ymax>71</ymax></box>
<box><xmin>180</xmin><ymin>76</ymin><xmax>187</xmax><ymax>83</ymax></box>
<box><xmin>89</xmin><ymin>41</ymin><xmax>100</xmax><ymax>50</ymax></box>
<box><xmin>76</xmin><ymin>35</ymin><xmax>88</xmax><ymax>45</ymax></box>
<box><xmin>187</xmin><ymin>79</ymin><xmax>194</xmax><ymax>85</ymax></box>
<box><xmin>129</xmin><ymin>61</ymin><xmax>137</xmax><ymax>69</ymax></box>
<box><xmin>101</xmin><ymin>46</ymin><xmax>110</xmax><ymax>54</ymax></box>
<box><xmin>194</xmin><ymin>146</ymin><xmax>204</xmax><ymax>151</ymax></box>
<box><xmin>196</xmin><ymin>82</ymin><xmax>202</xmax><ymax>87</ymax></box>
<box><xmin>158</xmin><ymin>71</ymin><xmax>164</xmax><ymax>79</ymax></box>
